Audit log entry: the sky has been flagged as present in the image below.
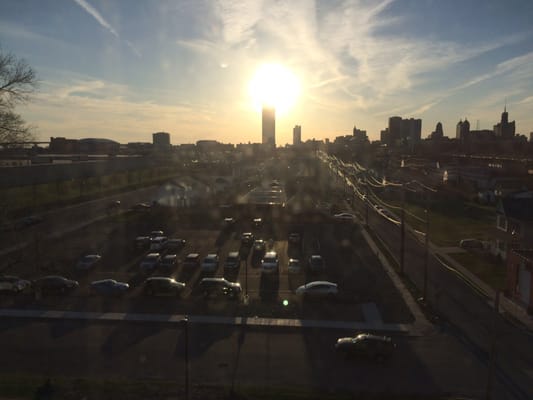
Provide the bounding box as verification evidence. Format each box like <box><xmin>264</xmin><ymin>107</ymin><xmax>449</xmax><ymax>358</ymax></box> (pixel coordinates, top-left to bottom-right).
<box><xmin>1</xmin><ymin>0</ymin><xmax>533</xmax><ymax>145</ymax></box>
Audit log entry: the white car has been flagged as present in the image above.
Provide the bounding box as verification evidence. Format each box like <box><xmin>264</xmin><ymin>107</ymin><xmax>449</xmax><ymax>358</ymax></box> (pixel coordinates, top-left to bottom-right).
<box><xmin>333</xmin><ymin>212</ymin><xmax>356</xmax><ymax>222</ymax></box>
<box><xmin>261</xmin><ymin>251</ymin><xmax>279</xmax><ymax>274</ymax></box>
<box><xmin>140</xmin><ymin>253</ymin><xmax>161</xmax><ymax>271</ymax></box>
<box><xmin>296</xmin><ymin>281</ymin><xmax>338</xmax><ymax>298</ymax></box>
<box><xmin>76</xmin><ymin>254</ymin><xmax>102</xmax><ymax>270</ymax></box>
<box><xmin>201</xmin><ymin>254</ymin><xmax>219</xmax><ymax>272</ymax></box>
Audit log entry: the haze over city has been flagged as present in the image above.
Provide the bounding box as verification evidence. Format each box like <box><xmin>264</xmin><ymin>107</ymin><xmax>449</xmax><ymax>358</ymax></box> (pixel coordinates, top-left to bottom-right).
<box><xmin>1</xmin><ymin>0</ymin><xmax>533</xmax><ymax>144</ymax></box>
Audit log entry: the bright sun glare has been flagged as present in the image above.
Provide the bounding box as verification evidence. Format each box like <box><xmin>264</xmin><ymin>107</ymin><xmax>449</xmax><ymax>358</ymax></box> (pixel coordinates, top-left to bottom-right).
<box><xmin>249</xmin><ymin>63</ymin><xmax>300</xmax><ymax>116</ymax></box>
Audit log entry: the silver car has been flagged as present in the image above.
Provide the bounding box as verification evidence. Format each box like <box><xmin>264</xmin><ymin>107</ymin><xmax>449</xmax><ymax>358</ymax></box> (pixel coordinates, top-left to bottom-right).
<box><xmin>296</xmin><ymin>281</ymin><xmax>338</xmax><ymax>298</ymax></box>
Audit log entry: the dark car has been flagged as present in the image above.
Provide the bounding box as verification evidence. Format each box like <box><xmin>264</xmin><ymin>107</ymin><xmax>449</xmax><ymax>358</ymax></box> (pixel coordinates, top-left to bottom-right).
<box><xmin>308</xmin><ymin>255</ymin><xmax>325</xmax><ymax>272</ymax></box>
<box><xmin>224</xmin><ymin>251</ymin><xmax>240</xmax><ymax>270</ymax></box>
<box><xmin>167</xmin><ymin>239</ymin><xmax>186</xmax><ymax>253</ymax></box>
<box><xmin>197</xmin><ymin>277</ymin><xmax>241</xmax><ymax>299</ymax></box>
<box><xmin>241</xmin><ymin>232</ymin><xmax>254</xmax><ymax>246</ymax></box>
<box><xmin>252</xmin><ymin>239</ymin><xmax>266</xmax><ymax>258</ymax></box>
<box><xmin>90</xmin><ymin>279</ymin><xmax>129</xmax><ymax>296</ymax></box>
<box><xmin>33</xmin><ymin>276</ymin><xmax>79</xmax><ymax>295</ymax></box>
<box><xmin>16</xmin><ymin>215</ymin><xmax>44</xmax><ymax>229</ymax></box>
<box><xmin>134</xmin><ymin>236</ymin><xmax>151</xmax><ymax>250</ymax></box>
<box><xmin>143</xmin><ymin>277</ymin><xmax>186</xmax><ymax>296</ymax></box>
<box><xmin>335</xmin><ymin>334</ymin><xmax>396</xmax><ymax>361</ymax></box>
<box><xmin>160</xmin><ymin>254</ymin><xmax>178</xmax><ymax>269</ymax></box>
<box><xmin>0</xmin><ymin>275</ymin><xmax>32</xmax><ymax>294</ymax></box>
<box><xmin>183</xmin><ymin>253</ymin><xmax>201</xmax><ymax>268</ymax></box>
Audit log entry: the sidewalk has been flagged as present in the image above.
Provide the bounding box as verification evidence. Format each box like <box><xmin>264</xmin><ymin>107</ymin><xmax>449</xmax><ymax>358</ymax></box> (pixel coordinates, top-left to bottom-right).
<box><xmin>0</xmin><ymin>308</ymin><xmax>412</xmax><ymax>333</ymax></box>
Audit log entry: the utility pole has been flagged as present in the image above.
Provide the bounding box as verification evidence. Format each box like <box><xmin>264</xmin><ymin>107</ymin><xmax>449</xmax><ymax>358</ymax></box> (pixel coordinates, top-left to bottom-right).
<box><xmin>486</xmin><ymin>290</ymin><xmax>500</xmax><ymax>400</ymax></box>
<box><xmin>365</xmin><ymin>183</ymin><xmax>369</xmax><ymax>227</ymax></box>
<box><xmin>423</xmin><ymin>207</ymin><xmax>429</xmax><ymax>300</ymax></box>
<box><xmin>400</xmin><ymin>184</ymin><xmax>405</xmax><ymax>275</ymax></box>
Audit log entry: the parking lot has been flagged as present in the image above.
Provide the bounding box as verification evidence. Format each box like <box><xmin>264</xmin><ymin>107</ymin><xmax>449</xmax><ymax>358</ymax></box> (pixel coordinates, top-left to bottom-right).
<box><xmin>0</xmin><ymin>184</ymin><xmax>413</xmax><ymax>324</ymax></box>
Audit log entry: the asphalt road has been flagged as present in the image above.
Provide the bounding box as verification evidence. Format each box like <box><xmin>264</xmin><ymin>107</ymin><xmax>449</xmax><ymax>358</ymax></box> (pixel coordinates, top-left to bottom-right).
<box><xmin>328</xmin><ymin>160</ymin><xmax>533</xmax><ymax>400</ymax></box>
<box><xmin>0</xmin><ymin>318</ymin><xmax>514</xmax><ymax>399</ymax></box>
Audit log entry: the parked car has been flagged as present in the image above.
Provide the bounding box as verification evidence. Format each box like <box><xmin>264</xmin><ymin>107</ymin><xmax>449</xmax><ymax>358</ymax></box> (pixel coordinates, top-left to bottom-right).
<box><xmin>150</xmin><ymin>230</ymin><xmax>164</xmax><ymax>239</ymax></box>
<box><xmin>201</xmin><ymin>254</ymin><xmax>219</xmax><ymax>272</ymax></box>
<box><xmin>90</xmin><ymin>279</ymin><xmax>129</xmax><ymax>296</ymax></box>
<box><xmin>253</xmin><ymin>217</ymin><xmax>263</xmax><ymax>228</ymax></box>
<box><xmin>295</xmin><ymin>281</ymin><xmax>338</xmax><ymax>299</ymax></box>
<box><xmin>241</xmin><ymin>232</ymin><xmax>254</xmax><ymax>246</ymax></box>
<box><xmin>159</xmin><ymin>254</ymin><xmax>178</xmax><ymax>269</ymax></box>
<box><xmin>132</xmin><ymin>202</ymin><xmax>151</xmax><ymax>211</ymax></box>
<box><xmin>183</xmin><ymin>253</ymin><xmax>201</xmax><ymax>268</ymax></box>
<box><xmin>335</xmin><ymin>334</ymin><xmax>396</xmax><ymax>360</ymax></box>
<box><xmin>135</xmin><ymin>236</ymin><xmax>151</xmax><ymax>250</ymax></box>
<box><xmin>33</xmin><ymin>276</ymin><xmax>79</xmax><ymax>295</ymax></box>
<box><xmin>0</xmin><ymin>275</ymin><xmax>32</xmax><ymax>294</ymax></box>
<box><xmin>143</xmin><ymin>277</ymin><xmax>185</xmax><ymax>296</ymax></box>
<box><xmin>288</xmin><ymin>232</ymin><xmax>301</xmax><ymax>245</ymax></box>
<box><xmin>252</xmin><ymin>239</ymin><xmax>266</xmax><ymax>258</ymax></box>
<box><xmin>333</xmin><ymin>212</ymin><xmax>356</xmax><ymax>222</ymax></box>
<box><xmin>197</xmin><ymin>277</ymin><xmax>241</xmax><ymax>299</ymax></box>
<box><xmin>150</xmin><ymin>236</ymin><xmax>168</xmax><ymax>251</ymax></box>
<box><xmin>287</xmin><ymin>258</ymin><xmax>301</xmax><ymax>274</ymax></box>
<box><xmin>16</xmin><ymin>215</ymin><xmax>44</xmax><ymax>229</ymax></box>
<box><xmin>224</xmin><ymin>251</ymin><xmax>240</xmax><ymax>270</ymax></box>
<box><xmin>140</xmin><ymin>253</ymin><xmax>161</xmax><ymax>271</ymax></box>
<box><xmin>459</xmin><ymin>239</ymin><xmax>484</xmax><ymax>249</ymax></box>
<box><xmin>222</xmin><ymin>217</ymin><xmax>235</xmax><ymax>228</ymax></box>
<box><xmin>261</xmin><ymin>251</ymin><xmax>279</xmax><ymax>274</ymax></box>
<box><xmin>308</xmin><ymin>255</ymin><xmax>325</xmax><ymax>272</ymax></box>
<box><xmin>167</xmin><ymin>239</ymin><xmax>186</xmax><ymax>252</ymax></box>
<box><xmin>76</xmin><ymin>254</ymin><xmax>102</xmax><ymax>270</ymax></box>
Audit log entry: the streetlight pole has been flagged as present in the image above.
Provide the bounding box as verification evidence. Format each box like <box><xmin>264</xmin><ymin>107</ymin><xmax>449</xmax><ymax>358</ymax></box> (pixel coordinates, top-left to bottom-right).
<box><xmin>245</xmin><ymin>258</ymin><xmax>248</xmax><ymax>303</ymax></box>
<box><xmin>400</xmin><ymin>184</ymin><xmax>405</xmax><ymax>275</ymax></box>
<box><xmin>181</xmin><ymin>317</ymin><xmax>189</xmax><ymax>400</ymax></box>
<box><xmin>486</xmin><ymin>290</ymin><xmax>500</xmax><ymax>400</ymax></box>
<box><xmin>423</xmin><ymin>206</ymin><xmax>429</xmax><ymax>300</ymax></box>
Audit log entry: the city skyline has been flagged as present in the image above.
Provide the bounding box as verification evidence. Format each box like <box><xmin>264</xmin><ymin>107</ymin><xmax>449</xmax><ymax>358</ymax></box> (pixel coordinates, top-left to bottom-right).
<box><xmin>1</xmin><ymin>0</ymin><xmax>533</xmax><ymax>144</ymax></box>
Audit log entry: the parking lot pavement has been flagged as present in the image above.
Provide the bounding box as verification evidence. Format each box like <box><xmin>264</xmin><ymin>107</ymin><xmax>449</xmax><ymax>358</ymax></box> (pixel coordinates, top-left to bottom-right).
<box><xmin>0</xmin><ymin>205</ymin><xmax>415</xmax><ymax>324</ymax></box>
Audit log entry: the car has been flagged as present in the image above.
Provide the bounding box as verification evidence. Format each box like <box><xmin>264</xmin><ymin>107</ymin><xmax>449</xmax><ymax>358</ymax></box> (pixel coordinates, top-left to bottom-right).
<box><xmin>252</xmin><ymin>239</ymin><xmax>266</xmax><ymax>257</ymax></box>
<box><xmin>222</xmin><ymin>217</ymin><xmax>235</xmax><ymax>228</ymax></box>
<box><xmin>90</xmin><ymin>279</ymin><xmax>129</xmax><ymax>296</ymax></box>
<box><xmin>167</xmin><ymin>239</ymin><xmax>186</xmax><ymax>253</ymax></box>
<box><xmin>224</xmin><ymin>251</ymin><xmax>240</xmax><ymax>270</ymax></box>
<box><xmin>241</xmin><ymin>232</ymin><xmax>254</xmax><ymax>246</ymax></box>
<box><xmin>197</xmin><ymin>277</ymin><xmax>241</xmax><ymax>299</ymax></box>
<box><xmin>143</xmin><ymin>277</ymin><xmax>185</xmax><ymax>296</ymax></box>
<box><xmin>106</xmin><ymin>200</ymin><xmax>121</xmax><ymax>212</ymax></box>
<box><xmin>150</xmin><ymin>236</ymin><xmax>168</xmax><ymax>251</ymax></box>
<box><xmin>201</xmin><ymin>254</ymin><xmax>219</xmax><ymax>272</ymax></box>
<box><xmin>288</xmin><ymin>232</ymin><xmax>301</xmax><ymax>245</ymax></box>
<box><xmin>33</xmin><ymin>276</ymin><xmax>79</xmax><ymax>295</ymax></box>
<box><xmin>308</xmin><ymin>255</ymin><xmax>325</xmax><ymax>272</ymax></box>
<box><xmin>261</xmin><ymin>251</ymin><xmax>279</xmax><ymax>274</ymax></box>
<box><xmin>149</xmin><ymin>230</ymin><xmax>165</xmax><ymax>239</ymax></box>
<box><xmin>183</xmin><ymin>253</ymin><xmax>201</xmax><ymax>268</ymax></box>
<box><xmin>159</xmin><ymin>254</ymin><xmax>178</xmax><ymax>269</ymax></box>
<box><xmin>295</xmin><ymin>281</ymin><xmax>338</xmax><ymax>299</ymax></box>
<box><xmin>459</xmin><ymin>239</ymin><xmax>484</xmax><ymax>249</ymax></box>
<box><xmin>0</xmin><ymin>275</ymin><xmax>32</xmax><ymax>294</ymax></box>
<box><xmin>76</xmin><ymin>254</ymin><xmax>102</xmax><ymax>270</ymax></box>
<box><xmin>140</xmin><ymin>253</ymin><xmax>161</xmax><ymax>271</ymax></box>
<box><xmin>333</xmin><ymin>212</ymin><xmax>356</xmax><ymax>222</ymax></box>
<box><xmin>287</xmin><ymin>258</ymin><xmax>301</xmax><ymax>274</ymax></box>
<box><xmin>132</xmin><ymin>202</ymin><xmax>151</xmax><ymax>211</ymax></box>
<box><xmin>253</xmin><ymin>217</ymin><xmax>263</xmax><ymax>228</ymax></box>
<box><xmin>16</xmin><ymin>215</ymin><xmax>44</xmax><ymax>229</ymax></box>
<box><xmin>335</xmin><ymin>334</ymin><xmax>396</xmax><ymax>361</ymax></box>
<box><xmin>134</xmin><ymin>236</ymin><xmax>151</xmax><ymax>250</ymax></box>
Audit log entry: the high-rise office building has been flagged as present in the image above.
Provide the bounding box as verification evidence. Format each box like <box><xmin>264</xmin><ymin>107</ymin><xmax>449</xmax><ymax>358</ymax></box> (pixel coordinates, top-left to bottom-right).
<box><xmin>494</xmin><ymin>106</ymin><xmax>515</xmax><ymax>139</ymax></box>
<box><xmin>262</xmin><ymin>106</ymin><xmax>276</xmax><ymax>148</ymax></box>
<box><xmin>293</xmin><ymin>125</ymin><xmax>301</xmax><ymax>145</ymax></box>
<box><xmin>387</xmin><ymin>116</ymin><xmax>421</xmax><ymax>145</ymax></box>
<box><xmin>456</xmin><ymin>119</ymin><xmax>470</xmax><ymax>141</ymax></box>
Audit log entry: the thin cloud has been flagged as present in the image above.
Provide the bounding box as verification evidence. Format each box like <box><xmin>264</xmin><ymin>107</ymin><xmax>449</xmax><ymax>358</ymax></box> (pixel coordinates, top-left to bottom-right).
<box><xmin>72</xmin><ymin>0</ymin><xmax>141</xmax><ymax>57</ymax></box>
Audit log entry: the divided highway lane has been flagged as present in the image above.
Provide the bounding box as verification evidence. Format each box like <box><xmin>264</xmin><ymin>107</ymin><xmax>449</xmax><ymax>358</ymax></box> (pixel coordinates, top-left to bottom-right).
<box><xmin>0</xmin><ymin>318</ymin><xmax>515</xmax><ymax>399</ymax></box>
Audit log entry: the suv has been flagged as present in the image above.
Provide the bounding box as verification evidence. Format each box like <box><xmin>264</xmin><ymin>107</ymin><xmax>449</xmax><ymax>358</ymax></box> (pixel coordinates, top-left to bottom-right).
<box><xmin>201</xmin><ymin>254</ymin><xmax>219</xmax><ymax>272</ymax></box>
<box><xmin>335</xmin><ymin>334</ymin><xmax>395</xmax><ymax>361</ymax></box>
<box><xmin>143</xmin><ymin>277</ymin><xmax>185</xmax><ymax>296</ymax></box>
<box><xmin>197</xmin><ymin>277</ymin><xmax>241</xmax><ymax>299</ymax></box>
<box><xmin>261</xmin><ymin>251</ymin><xmax>279</xmax><ymax>274</ymax></box>
<box><xmin>252</xmin><ymin>239</ymin><xmax>266</xmax><ymax>258</ymax></box>
<box><xmin>225</xmin><ymin>251</ymin><xmax>240</xmax><ymax>270</ymax></box>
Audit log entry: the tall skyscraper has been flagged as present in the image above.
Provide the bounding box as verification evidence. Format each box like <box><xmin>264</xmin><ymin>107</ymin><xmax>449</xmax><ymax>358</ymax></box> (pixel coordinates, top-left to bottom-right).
<box><xmin>387</xmin><ymin>116</ymin><xmax>421</xmax><ymax>145</ymax></box>
<box><xmin>293</xmin><ymin>125</ymin><xmax>301</xmax><ymax>145</ymax></box>
<box><xmin>262</xmin><ymin>106</ymin><xmax>276</xmax><ymax>148</ymax></box>
<box><xmin>493</xmin><ymin>106</ymin><xmax>515</xmax><ymax>139</ymax></box>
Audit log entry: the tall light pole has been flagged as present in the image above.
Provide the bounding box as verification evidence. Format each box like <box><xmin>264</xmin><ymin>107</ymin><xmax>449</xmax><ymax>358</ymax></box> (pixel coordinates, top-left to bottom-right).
<box><xmin>180</xmin><ymin>317</ymin><xmax>189</xmax><ymax>400</ymax></box>
<box><xmin>399</xmin><ymin>184</ymin><xmax>405</xmax><ymax>276</ymax></box>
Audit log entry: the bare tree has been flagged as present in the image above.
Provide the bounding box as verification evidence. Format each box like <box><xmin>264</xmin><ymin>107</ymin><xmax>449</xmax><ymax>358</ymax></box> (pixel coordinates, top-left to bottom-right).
<box><xmin>0</xmin><ymin>47</ymin><xmax>38</xmax><ymax>144</ymax></box>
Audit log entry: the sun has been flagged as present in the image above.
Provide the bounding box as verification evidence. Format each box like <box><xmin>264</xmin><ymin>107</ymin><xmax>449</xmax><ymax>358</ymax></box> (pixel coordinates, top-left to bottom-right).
<box><xmin>249</xmin><ymin>63</ymin><xmax>300</xmax><ymax>116</ymax></box>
